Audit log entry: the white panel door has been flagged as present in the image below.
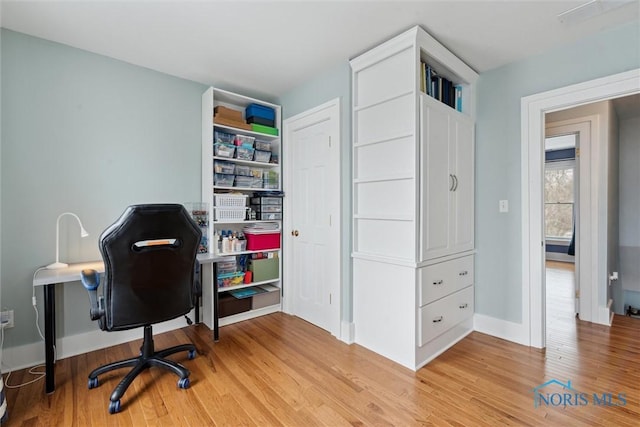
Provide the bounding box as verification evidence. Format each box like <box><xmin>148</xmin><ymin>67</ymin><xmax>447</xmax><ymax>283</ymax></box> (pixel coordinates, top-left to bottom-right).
<box><xmin>420</xmin><ymin>97</ymin><xmax>451</xmax><ymax>260</ymax></box>
<box><xmin>284</xmin><ymin>100</ymin><xmax>341</xmax><ymax>336</ymax></box>
<box><xmin>450</xmin><ymin>115</ymin><xmax>475</xmax><ymax>253</ymax></box>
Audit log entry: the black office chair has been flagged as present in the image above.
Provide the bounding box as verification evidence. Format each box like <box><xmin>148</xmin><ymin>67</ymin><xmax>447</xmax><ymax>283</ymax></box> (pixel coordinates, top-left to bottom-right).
<box><xmin>80</xmin><ymin>204</ymin><xmax>202</xmax><ymax>414</ymax></box>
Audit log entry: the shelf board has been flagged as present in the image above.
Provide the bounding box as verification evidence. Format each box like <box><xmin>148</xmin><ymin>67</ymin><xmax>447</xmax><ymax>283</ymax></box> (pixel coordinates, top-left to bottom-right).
<box><xmin>218</xmin><ymin>279</ymin><xmax>280</xmax><ymax>293</ymax></box>
<box><xmin>214</xmin><ymin>185</ymin><xmax>281</xmax><ymax>192</ymax></box>
<box><xmin>214</xmin><ymin>220</ymin><xmax>281</xmax><ymax>225</ymax></box>
<box><xmin>213</xmin><ymin>156</ymin><xmax>279</xmax><ymax>168</ymax></box>
<box><xmin>214</xmin><ymin>248</ymin><xmax>280</xmax><ymax>256</ymax></box>
<box><xmin>214</xmin><ymin>123</ymin><xmax>279</xmax><ymax>140</ymax></box>
<box><xmin>353</xmin><ymin>213</ymin><xmax>414</xmax><ymax>221</ymax></box>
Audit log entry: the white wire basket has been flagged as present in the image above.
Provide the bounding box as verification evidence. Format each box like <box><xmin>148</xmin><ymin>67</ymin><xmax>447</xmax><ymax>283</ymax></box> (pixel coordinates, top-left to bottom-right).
<box><xmin>214</xmin><ymin>194</ymin><xmax>248</xmax><ymax>208</ymax></box>
<box><xmin>214</xmin><ymin>207</ymin><xmax>248</xmax><ymax>222</ymax></box>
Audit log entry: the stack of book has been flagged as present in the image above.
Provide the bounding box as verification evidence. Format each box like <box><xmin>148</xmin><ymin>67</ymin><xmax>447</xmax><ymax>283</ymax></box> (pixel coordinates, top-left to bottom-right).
<box><xmin>420</xmin><ymin>61</ymin><xmax>462</xmax><ymax>112</ymax></box>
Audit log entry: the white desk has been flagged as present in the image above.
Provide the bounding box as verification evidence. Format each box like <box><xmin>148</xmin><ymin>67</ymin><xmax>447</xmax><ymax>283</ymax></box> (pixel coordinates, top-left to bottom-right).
<box><xmin>33</xmin><ymin>254</ymin><xmax>223</xmax><ymax>394</ymax></box>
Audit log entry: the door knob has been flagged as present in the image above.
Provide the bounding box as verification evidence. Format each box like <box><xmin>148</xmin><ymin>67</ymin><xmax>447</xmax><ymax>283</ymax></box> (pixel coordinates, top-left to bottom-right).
<box><xmin>291</xmin><ymin>230</ymin><xmax>299</xmax><ymax>236</ymax></box>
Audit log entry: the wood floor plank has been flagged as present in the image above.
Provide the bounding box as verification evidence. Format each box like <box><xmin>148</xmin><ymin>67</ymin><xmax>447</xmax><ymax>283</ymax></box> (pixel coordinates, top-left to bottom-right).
<box><xmin>3</xmin><ymin>262</ymin><xmax>639</xmax><ymax>425</ymax></box>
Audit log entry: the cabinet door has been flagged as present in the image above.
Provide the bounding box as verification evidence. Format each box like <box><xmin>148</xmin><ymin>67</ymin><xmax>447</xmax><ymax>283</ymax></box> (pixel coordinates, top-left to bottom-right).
<box><xmin>450</xmin><ymin>115</ymin><xmax>474</xmax><ymax>253</ymax></box>
<box><xmin>420</xmin><ymin>96</ymin><xmax>451</xmax><ymax>260</ymax></box>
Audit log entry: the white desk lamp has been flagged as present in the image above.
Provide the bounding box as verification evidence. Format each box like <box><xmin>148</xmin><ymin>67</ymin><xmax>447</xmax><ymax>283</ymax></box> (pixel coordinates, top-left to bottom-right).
<box><xmin>46</xmin><ymin>212</ymin><xmax>89</xmax><ymax>270</ymax></box>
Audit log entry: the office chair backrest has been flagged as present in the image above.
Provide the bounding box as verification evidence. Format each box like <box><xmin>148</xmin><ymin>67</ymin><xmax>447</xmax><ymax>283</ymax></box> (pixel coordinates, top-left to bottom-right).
<box><xmin>99</xmin><ymin>204</ymin><xmax>201</xmax><ymax>331</ymax></box>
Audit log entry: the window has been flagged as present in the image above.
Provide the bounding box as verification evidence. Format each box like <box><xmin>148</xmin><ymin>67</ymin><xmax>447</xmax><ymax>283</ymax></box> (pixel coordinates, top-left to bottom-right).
<box><xmin>544</xmin><ymin>134</ymin><xmax>576</xmax><ymax>240</ymax></box>
<box><xmin>544</xmin><ymin>164</ymin><xmax>574</xmax><ymax>239</ymax></box>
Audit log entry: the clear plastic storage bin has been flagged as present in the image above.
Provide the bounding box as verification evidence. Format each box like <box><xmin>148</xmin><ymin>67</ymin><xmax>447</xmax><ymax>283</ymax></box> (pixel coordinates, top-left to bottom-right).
<box><xmin>214</xmin><ymin>130</ymin><xmax>234</xmax><ymax>145</ymax></box>
<box><xmin>214</xmin><ymin>143</ymin><xmax>236</xmax><ymax>158</ymax></box>
<box><xmin>234</xmin><ymin>135</ymin><xmax>255</xmax><ymax>146</ymax></box>
<box><xmin>235</xmin><ymin>165</ymin><xmax>251</xmax><ymax>176</ymax></box>
<box><xmin>255</xmin><ymin>141</ymin><xmax>271</xmax><ymax>151</ymax></box>
<box><xmin>214</xmin><ymin>161</ymin><xmax>235</xmax><ymax>175</ymax></box>
<box><xmin>254</xmin><ymin>150</ymin><xmax>271</xmax><ymax>163</ymax></box>
<box><xmin>236</xmin><ymin>145</ymin><xmax>255</xmax><ymax>161</ymax></box>
<box><xmin>214</xmin><ymin>173</ymin><xmax>234</xmax><ymax>187</ymax></box>
<box><xmin>235</xmin><ymin>176</ymin><xmax>262</xmax><ymax>188</ymax></box>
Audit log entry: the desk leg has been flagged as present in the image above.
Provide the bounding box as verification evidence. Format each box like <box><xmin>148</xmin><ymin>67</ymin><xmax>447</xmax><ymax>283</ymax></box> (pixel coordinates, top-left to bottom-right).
<box><xmin>213</xmin><ymin>262</ymin><xmax>219</xmax><ymax>341</ymax></box>
<box><xmin>43</xmin><ymin>283</ymin><xmax>56</xmax><ymax>394</ymax></box>
<box><xmin>194</xmin><ymin>262</ymin><xmax>201</xmax><ymax>324</ymax></box>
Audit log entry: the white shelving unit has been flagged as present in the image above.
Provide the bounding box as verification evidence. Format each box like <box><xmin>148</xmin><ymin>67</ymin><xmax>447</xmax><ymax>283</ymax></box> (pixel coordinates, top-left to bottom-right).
<box><xmin>201</xmin><ymin>87</ymin><xmax>283</xmax><ymax>328</ymax></box>
<box><xmin>350</xmin><ymin>26</ymin><xmax>478</xmax><ymax>370</ymax></box>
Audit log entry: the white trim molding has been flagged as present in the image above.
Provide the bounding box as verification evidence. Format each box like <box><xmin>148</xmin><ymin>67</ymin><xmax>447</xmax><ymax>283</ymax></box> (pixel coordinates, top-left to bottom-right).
<box><xmin>473</xmin><ymin>314</ymin><xmax>529</xmax><ymax>346</ymax></box>
<box><xmin>521</xmin><ymin>68</ymin><xmax>640</xmax><ymax>348</ymax></box>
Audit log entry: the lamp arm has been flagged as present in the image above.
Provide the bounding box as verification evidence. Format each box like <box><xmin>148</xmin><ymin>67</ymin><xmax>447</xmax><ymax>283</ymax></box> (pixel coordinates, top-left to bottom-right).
<box><xmin>54</xmin><ymin>212</ymin><xmax>89</xmax><ymax>263</ymax></box>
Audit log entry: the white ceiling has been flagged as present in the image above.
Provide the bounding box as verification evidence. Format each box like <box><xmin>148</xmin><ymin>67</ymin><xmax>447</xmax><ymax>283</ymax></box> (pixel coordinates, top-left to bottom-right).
<box><xmin>1</xmin><ymin>0</ymin><xmax>639</xmax><ymax>99</ymax></box>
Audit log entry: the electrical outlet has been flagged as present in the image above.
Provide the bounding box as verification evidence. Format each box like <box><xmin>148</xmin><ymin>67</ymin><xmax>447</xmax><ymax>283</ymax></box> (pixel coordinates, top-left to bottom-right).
<box><xmin>0</xmin><ymin>310</ymin><xmax>14</xmax><ymax>329</ymax></box>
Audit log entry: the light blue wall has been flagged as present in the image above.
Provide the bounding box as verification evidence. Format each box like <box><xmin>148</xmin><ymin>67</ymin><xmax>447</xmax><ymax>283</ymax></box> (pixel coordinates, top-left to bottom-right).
<box><xmin>475</xmin><ymin>21</ymin><xmax>640</xmax><ymax>322</ymax></box>
<box><xmin>1</xmin><ymin>29</ymin><xmax>207</xmax><ymax>348</ymax></box>
<box><xmin>277</xmin><ymin>61</ymin><xmax>352</xmax><ymax>321</ymax></box>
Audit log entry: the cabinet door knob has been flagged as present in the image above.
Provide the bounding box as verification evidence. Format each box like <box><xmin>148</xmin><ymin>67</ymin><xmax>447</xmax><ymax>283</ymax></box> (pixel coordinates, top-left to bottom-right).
<box><xmin>452</xmin><ymin>174</ymin><xmax>459</xmax><ymax>191</ymax></box>
<box><xmin>432</xmin><ymin>279</ymin><xmax>444</xmax><ymax>286</ymax></box>
<box><xmin>291</xmin><ymin>230</ymin><xmax>299</xmax><ymax>236</ymax></box>
<box><xmin>449</xmin><ymin>174</ymin><xmax>455</xmax><ymax>191</ymax></box>
<box><xmin>432</xmin><ymin>316</ymin><xmax>443</xmax><ymax>323</ymax></box>
<box><xmin>459</xmin><ymin>303</ymin><xmax>468</xmax><ymax>309</ymax></box>
<box><xmin>459</xmin><ymin>270</ymin><xmax>468</xmax><ymax>276</ymax></box>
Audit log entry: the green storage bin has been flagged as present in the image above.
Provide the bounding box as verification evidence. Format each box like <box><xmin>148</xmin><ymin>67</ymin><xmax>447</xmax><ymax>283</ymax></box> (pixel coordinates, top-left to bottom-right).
<box><xmin>249</xmin><ymin>257</ymin><xmax>279</xmax><ymax>282</ymax></box>
<box><xmin>251</xmin><ymin>123</ymin><xmax>279</xmax><ymax>136</ymax></box>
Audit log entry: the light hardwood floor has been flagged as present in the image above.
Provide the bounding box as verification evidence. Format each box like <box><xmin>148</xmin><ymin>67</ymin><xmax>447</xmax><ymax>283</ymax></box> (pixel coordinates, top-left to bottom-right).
<box><xmin>4</xmin><ymin>275</ymin><xmax>639</xmax><ymax>425</ymax></box>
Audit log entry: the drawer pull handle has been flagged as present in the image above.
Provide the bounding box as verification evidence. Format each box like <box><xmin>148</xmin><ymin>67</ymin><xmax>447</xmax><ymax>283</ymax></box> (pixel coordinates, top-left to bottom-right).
<box><xmin>459</xmin><ymin>271</ymin><xmax>468</xmax><ymax>276</ymax></box>
<box><xmin>432</xmin><ymin>280</ymin><xmax>444</xmax><ymax>286</ymax></box>
<box><xmin>459</xmin><ymin>303</ymin><xmax>468</xmax><ymax>309</ymax></box>
<box><xmin>433</xmin><ymin>316</ymin><xmax>443</xmax><ymax>323</ymax></box>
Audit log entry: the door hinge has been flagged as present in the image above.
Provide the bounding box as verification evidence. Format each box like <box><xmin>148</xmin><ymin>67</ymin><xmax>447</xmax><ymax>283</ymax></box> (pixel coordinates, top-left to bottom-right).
<box><xmin>576</xmin><ymin>147</ymin><xmax>580</xmax><ymax>157</ymax></box>
<box><xmin>329</xmin><ymin>293</ymin><xmax>332</xmax><ymax>304</ymax></box>
<box><xmin>329</xmin><ymin>136</ymin><xmax>332</xmax><ymax>148</ymax></box>
<box><xmin>329</xmin><ymin>215</ymin><xmax>332</xmax><ymax>226</ymax></box>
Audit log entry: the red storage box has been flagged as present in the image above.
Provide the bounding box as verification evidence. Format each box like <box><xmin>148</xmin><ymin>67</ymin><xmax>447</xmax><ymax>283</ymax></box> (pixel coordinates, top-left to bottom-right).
<box><xmin>245</xmin><ymin>231</ymin><xmax>281</xmax><ymax>251</ymax></box>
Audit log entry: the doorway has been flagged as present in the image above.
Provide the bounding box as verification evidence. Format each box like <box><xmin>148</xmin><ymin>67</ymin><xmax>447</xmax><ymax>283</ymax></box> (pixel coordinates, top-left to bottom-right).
<box><xmin>282</xmin><ymin>98</ymin><xmax>342</xmax><ymax>338</ymax></box>
<box><xmin>521</xmin><ymin>68</ymin><xmax>640</xmax><ymax>348</ymax></box>
<box><xmin>544</xmin><ymin>122</ymin><xmax>589</xmax><ymax>324</ymax></box>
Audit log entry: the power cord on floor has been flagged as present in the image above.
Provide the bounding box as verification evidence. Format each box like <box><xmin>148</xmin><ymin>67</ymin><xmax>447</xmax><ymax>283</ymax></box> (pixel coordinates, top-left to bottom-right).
<box><xmin>0</xmin><ymin>266</ymin><xmax>56</xmax><ymax>389</ymax></box>
<box><xmin>0</xmin><ymin>321</ymin><xmax>46</xmax><ymax>389</ymax></box>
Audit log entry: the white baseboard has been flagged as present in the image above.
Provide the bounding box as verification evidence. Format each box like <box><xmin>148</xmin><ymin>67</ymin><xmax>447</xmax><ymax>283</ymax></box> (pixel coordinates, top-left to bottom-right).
<box><xmin>340</xmin><ymin>320</ymin><xmax>355</xmax><ymax>344</ymax></box>
<box><xmin>473</xmin><ymin>313</ymin><xmax>529</xmax><ymax>346</ymax></box>
<box><xmin>1</xmin><ymin>315</ymin><xmax>193</xmax><ymax>374</ymax></box>
<box><xmin>597</xmin><ymin>300</ymin><xmax>613</xmax><ymax>326</ymax></box>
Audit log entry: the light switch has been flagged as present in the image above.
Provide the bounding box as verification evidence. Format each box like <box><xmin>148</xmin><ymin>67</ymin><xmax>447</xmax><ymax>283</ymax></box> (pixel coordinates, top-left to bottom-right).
<box><xmin>499</xmin><ymin>200</ymin><xmax>509</xmax><ymax>213</ymax></box>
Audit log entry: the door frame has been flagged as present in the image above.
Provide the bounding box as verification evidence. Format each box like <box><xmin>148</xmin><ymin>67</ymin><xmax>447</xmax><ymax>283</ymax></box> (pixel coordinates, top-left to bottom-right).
<box><xmin>521</xmin><ymin>68</ymin><xmax>640</xmax><ymax>348</ymax></box>
<box><xmin>544</xmin><ymin>121</ymin><xmax>590</xmax><ymax>320</ymax></box>
<box><xmin>282</xmin><ymin>98</ymin><xmax>342</xmax><ymax>338</ymax></box>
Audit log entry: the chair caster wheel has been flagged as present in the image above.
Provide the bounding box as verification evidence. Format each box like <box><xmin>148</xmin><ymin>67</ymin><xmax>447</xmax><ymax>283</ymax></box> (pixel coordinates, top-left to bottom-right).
<box><xmin>88</xmin><ymin>377</ymin><xmax>99</xmax><ymax>389</ymax></box>
<box><xmin>187</xmin><ymin>349</ymin><xmax>196</xmax><ymax>360</ymax></box>
<box><xmin>178</xmin><ymin>377</ymin><xmax>190</xmax><ymax>389</ymax></box>
<box><xmin>108</xmin><ymin>400</ymin><xmax>121</xmax><ymax>414</ymax></box>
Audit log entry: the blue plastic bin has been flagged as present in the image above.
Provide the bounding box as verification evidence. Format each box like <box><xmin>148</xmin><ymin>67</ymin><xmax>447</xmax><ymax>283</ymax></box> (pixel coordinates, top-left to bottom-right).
<box><xmin>246</xmin><ymin>104</ymin><xmax>275</xmax><ymax>121</ymax></box>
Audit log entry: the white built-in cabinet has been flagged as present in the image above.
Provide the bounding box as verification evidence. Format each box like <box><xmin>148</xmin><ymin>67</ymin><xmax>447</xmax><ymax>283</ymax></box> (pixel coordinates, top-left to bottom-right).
<box><xmin>351</xmin><ymin>26</ymin><xmax>478</xmax><ymax>370</ymax></box>
<box><xmin>200</xmin><ymin>87</ymin><xmax>283</xmax><ymax>329</ymax></box>
<box><xmin>420</xmin><ymin>96</ymin><xmax>475</xmax><ymax>260</ymax></box>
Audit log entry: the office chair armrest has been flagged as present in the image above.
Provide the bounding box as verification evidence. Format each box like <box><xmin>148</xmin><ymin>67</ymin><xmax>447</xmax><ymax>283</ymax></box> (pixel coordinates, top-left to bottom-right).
<box><xmin>81</xmin><ymin>269</ymin><xmax>105</xmax><ymax>321</ymax></box>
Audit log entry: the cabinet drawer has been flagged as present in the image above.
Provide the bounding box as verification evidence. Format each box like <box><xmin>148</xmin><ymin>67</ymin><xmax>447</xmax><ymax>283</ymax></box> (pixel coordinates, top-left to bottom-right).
<box><xmin>418</xmin><ymin>285</ymin><xmax>474</xmax><ymax>346</ymax></box>
<box><xmin>419</xmin><ymin>255</ymin><xmax>474</xmax><ymax>306</ymax></box>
